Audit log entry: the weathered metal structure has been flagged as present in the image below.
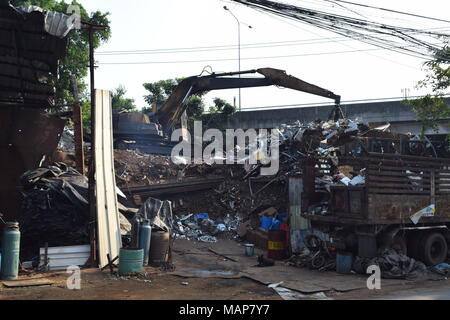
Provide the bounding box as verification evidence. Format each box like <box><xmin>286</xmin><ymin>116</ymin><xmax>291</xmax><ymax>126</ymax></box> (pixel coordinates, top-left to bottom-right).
<box><xmin>0</xmin><ymin>3</ymin><xmax>74</xmax><ymax>220</ymax></box>
<box><xmin>303</xmin><ymin>151</ymin><xmax>450</xmax><ymax>266</ymax></box>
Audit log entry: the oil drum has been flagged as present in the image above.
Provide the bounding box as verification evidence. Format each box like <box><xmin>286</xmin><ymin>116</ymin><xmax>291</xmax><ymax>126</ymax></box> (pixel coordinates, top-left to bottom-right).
<box><xmin>267</xmin><ymin>229</ymin><xmax>287</xmax><ymax>260</ymax></box>
<box><xmin>149</xmin><ymin>231</ymin><xmax>170</xmax><ymax>265</ymax></box>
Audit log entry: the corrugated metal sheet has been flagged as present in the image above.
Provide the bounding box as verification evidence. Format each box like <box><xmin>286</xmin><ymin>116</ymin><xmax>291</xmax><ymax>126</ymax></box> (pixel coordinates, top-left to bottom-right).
<box><xmin>289</xmin><ymin>177</ymin><xmax>311</xmax><ymax>253</ymax></box>
<box><xmin>39</xmin><ymin>245</ymin><xmax>90</xmax><ymax>271</ymax></box>
<box><xmin>95</xmin><ymin>90</ymin><xmax>122</xmax><ymax>268</ymax></box>
<box><xmin>16</xmin><ymin>6</ymin><xmax>75</xmax><ymax>38</ymax></box>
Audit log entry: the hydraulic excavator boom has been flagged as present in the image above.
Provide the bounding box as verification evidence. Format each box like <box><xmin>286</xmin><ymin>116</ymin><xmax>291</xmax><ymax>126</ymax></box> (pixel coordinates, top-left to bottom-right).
<box><xmin>156</xmin><ymin>67</ymin><xmax>342</xmax><ymax>132</ymax></box>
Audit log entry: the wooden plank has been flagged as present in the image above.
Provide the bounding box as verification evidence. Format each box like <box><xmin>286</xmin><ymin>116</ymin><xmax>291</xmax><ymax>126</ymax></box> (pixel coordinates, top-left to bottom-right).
<box><xmin>368</xmin><ymin>160</ymin><xmax>442</xmax><ymax>166</ymax></box>
<box><xmin>368</xmin><ymin>188</ymin><xmax>430</xmax><ymax>194</ymax></box>
<box><xmin>368</xmin><ymin>182</ymin><xmax>430</xmax><ymax>190</ymax></box>
<box><xmin>367</xmin><ymin>152</ymin><xmax>450</xmax><ymax>163</ymax></box>
<box><xmin>368</xmin><ymin>170</ymin><xmax>430</xmax><ymax>178</ymax></box>
<box><xmin>369</xmin><ymin>176</ymin><xmax>431</xmax><ymax>183</ymax></box>
<box><xmin>95</xmin><ymin>90</ymin><xmax>122</xmax><ymax>269</ymax></box>
<box><xmin>3</xmin><ymin>280</ymin><xmax>53</xmax><ymax>288</ymax></box>
<box><xmin>368</xmin><ymin>165</ymin><xmax>433</xmax><ymax>173</ymax></box>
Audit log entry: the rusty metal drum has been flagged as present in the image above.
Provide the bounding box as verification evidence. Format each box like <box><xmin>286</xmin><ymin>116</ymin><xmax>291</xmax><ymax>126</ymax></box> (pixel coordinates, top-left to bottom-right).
<box><xmin>267</xmin><ymin>229</ymin><xmax>287</xmax><ymax>260</ymax></box>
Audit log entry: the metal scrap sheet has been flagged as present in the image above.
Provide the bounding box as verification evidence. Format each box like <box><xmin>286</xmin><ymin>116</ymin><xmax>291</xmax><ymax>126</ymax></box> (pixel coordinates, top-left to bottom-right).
<box><xmin>95</xmin><ymin>90</ymin><xmax>122</xmax><ymax>268</ymax></box>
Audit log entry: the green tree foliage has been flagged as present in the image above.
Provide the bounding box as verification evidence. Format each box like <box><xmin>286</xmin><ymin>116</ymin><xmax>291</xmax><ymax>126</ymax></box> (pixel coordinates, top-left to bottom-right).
<box><xmin>405</xmin><ymin>42</ymin><xmax>450</xmax><ymax>137</ymax></box>
<box><xmin>10</xmin><ymin>0</ymin><xmax>111</xmax><ymax>131</ymax></box>
<box><xmin>111</xmin><ymin>85</ymin><xmax>136</xmax><ymax>112</ymax></box>
<box><xmin>143</xmin><ymin>79</ymin><xmax>237</xmax><ymax>133</ymax></box>
<box><xmin>143</xmin><ymin>78</ymin><xmax>206</xmax><ymax>119</ymax></box>
<box><xmin>209</xmin><ymin>97</ymin><xmax>236</xmax><ymax>116</ymax></box>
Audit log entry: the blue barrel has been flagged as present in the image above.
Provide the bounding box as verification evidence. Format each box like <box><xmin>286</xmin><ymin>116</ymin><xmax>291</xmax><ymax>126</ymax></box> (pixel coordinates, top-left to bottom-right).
<box><xmin>138</xmin><ymin>220</ymin><xmax>152</xmax><ymax>266</ymax></box>
<box><xmin>1</xmin><ymin>222</ymin><xmax>21</xmax><ymax>280</ymax></box>
<box><xmin>336</xmin><ymin>252</ymin><xmax>353</xmax><ymax>274</ymax></box>
<box><xmin>119</xmin><ymin>248</ymin><xmax>144</xmax><ymax>276</ymax></box>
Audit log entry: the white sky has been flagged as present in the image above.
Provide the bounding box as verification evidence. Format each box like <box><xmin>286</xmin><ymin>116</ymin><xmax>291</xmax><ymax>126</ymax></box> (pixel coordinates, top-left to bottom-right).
<box><xmin>77</xmin><ymin>0</ymin><xmax>450</xmax><ymax>110</ymax></box>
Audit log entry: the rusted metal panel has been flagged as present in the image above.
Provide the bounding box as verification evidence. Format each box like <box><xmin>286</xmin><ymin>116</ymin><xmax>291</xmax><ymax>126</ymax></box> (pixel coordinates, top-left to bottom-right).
<box><xmin>0</xmin><ymin>3</ymin><xmax>72</xmax><ymax>108</ymax></box>
<box><xmin>0</xmin><ymin>106</ymin><xmax>66</xmax><ymax>220</ymax></box>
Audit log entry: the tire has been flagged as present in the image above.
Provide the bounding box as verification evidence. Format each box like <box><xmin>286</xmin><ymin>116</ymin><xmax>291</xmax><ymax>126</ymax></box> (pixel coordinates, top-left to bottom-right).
<box><xmin>407</xmin><ymin>232</ymin><xmax>424</xmax><ymax>260</ymax></box>
<box><xmin>379</xmin><ymin>234</ymin><xmax>407</xmax><ymax>255</ymax></box>
<box><xmin>419</xmin><ymin>232</ymin><xmax>448</xmax><ymax>266</ymax></box>
<box><xmin>391</xmin><ymin>234</ymin><xmax>407</xmax><ymax>255</ymax></box>
<box><xmin>311</xmin><ymin>254</ymin><xmax>326</xmax><ymax>269</ymax></box>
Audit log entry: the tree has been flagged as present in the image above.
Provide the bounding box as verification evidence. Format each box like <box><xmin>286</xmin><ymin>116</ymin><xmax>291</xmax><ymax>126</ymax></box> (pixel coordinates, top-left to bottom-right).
<box><xmin>209</xmin><ymin>97</ymin><xmax>236</xmax><ymax>116</ymax></box>
<box><xmin>10</xmin><ymin>0</ymin><xmax>111</xmax><ymax>129</ymax></box>
<box><xmin>111</xmin><ymin>85</ymin><xmax>136</xmax><ymax>112</ymax></box>
<box><xmin>405</xmin><ymin>42</ymin><xmax>450</xmax><ymax>137</ymax></box>
<box><xmin>143</xmin><ymin>78</ymin><xmax>206</xmax><ymax>119</ymax></box>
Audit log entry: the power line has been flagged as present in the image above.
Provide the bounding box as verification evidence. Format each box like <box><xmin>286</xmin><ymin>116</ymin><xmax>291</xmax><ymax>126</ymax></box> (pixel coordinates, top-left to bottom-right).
<box><xmin>247</xmin><ymin>4</ymin><xmax>438</xmax><ymax>69</ymax></box>
<box><xmin>96</xmin><ymin>37</ymin><xmax>354</xmax><ymax>55</ymax></box>
<box><xmin>96</xmin><ymin>26</ymin><xmax>450</xmax><ymax>56</ymax></box>
<box><xmin>97</xmin><ymin>45</ymin><xmax>428</xmax><ymax>65</ymax></box>
<box><xmin>327</xmin><ymin>0</ymin><xmax>450</xmax><ymax>24</ymax></box>
<box><xmin>229</xmin><ymin>0</ymin><xmax>450</xmax><ymax>60</ymax></box>
<box><xmin>243</xmin><ymin>95</ymin><xmax>450</xmax><ymax>111</ymax></box>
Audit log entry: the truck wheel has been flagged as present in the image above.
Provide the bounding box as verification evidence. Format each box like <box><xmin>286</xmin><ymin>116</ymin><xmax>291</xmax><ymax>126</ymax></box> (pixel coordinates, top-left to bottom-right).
<box><xmin>419</xmin><ymin>232</ymin><xmax>448</xmax><ymax>266</ymax></box>
<box><xmin>391</xmin><ymin>235</ymin><xmax>407</xmax><ymax>255</ymax></box>
<box><xmin>407</xmin><ymin>232</ymin><xmax>424</xmax><ymax>260</ymax></box>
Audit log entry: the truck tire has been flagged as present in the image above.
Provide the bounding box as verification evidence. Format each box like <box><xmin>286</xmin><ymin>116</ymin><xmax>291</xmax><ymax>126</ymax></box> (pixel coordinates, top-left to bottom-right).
<box><xmin>391</xmin><ymin>234</ymin><xmax>407</xmax><ymax>255</ymax></box>
<box><xmin>407</xmin><ymin>231</ymin><xmax>426</xmax><ymax>260</ymax></box>
<box><xmin>419</xmin><ymin>232</ymin><xmax>448</xmax><ymax>266</ymax></box>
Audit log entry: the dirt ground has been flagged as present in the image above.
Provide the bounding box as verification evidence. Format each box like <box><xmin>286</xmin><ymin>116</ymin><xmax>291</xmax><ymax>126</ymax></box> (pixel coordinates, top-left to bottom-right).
<box><xmin>1</xmin><ymin>237</ymin><xmax>450</xmax><ymax>300</ymax></box>
<box><xmin>0</xmin><ymin>269</ymin><xmax>279</xmax><ymax>300</ymax></box>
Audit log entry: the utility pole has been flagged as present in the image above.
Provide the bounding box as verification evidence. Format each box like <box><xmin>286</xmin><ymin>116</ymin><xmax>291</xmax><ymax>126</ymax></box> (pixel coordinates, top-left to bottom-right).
<box><xmin>82</xmin><ymin>23</ymin><xmax>107</xmax><ymax>267</ymax></box>
<box><xmin>224</xmin><ymin>6</ymin><xmax>252</xmax><ymax>112</ymax></box>
<box><xmin>70</xmin><ymin>75</ymin><xmax>85</xmax><ymax>175</ymax></box>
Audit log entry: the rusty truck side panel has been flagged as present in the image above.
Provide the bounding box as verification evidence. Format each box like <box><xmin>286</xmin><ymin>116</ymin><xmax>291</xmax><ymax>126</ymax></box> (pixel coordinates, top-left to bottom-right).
<box><xmin>305</xmin><ymin>152</ymin><xmax>450</xmax><ymax>226</ymax></box>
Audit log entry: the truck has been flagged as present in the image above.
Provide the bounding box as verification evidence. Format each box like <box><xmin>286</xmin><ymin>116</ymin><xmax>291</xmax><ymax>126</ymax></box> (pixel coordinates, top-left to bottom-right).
<box><xmin>302</xmin><ymin>144</ymin><xmax>450</xmax><ymax>266</ymax></box>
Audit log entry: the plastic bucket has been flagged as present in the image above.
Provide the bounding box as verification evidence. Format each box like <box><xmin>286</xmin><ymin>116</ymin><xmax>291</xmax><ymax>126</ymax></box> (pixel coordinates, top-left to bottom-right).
<box><xmin>119</xmin><ymin>248</ymin><xmax>144</xmax><ymax>276</ymax></box>
<box><xmin>336</xmin><ymin>252</ymin><xmax>353</xmax><ymax>274</ymax></box>
<box><xmin>244</xmin><ymin>244</ymin><xmax>255</xmax><ymax>257</ymax></box>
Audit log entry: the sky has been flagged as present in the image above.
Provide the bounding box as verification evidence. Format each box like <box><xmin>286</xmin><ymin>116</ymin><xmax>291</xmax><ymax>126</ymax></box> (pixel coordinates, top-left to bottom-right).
<box><xmin>77</xmin><ymin>0</ymin><xmax>450</xmax><ymax>111</ymax></box>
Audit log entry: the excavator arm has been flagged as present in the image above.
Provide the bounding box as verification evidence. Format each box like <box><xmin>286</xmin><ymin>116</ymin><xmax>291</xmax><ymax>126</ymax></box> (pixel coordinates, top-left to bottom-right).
<box><xmin>156</xmin><ymin>67</ymin><xmax>341</xmax><ymax>131</ymax></box>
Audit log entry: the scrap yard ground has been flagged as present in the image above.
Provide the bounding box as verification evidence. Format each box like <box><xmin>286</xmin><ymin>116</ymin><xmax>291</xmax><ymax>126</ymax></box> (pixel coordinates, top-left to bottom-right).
<box><xmin>2</xmin><ymin>237</ymin><xmax>450</xmax><ymax>300</ymax></box>
<box><xmin>2</xmin><ymin>0</ymin><xmax>450</xmax><ymax>303</ymax></box>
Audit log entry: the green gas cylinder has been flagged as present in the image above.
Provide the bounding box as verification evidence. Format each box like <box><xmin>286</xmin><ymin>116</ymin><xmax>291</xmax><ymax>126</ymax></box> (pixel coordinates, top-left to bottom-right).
<box><xmin>1</xmin><ymin>222</ymin><xmax>21</xmax><ymax>280</ymax></box>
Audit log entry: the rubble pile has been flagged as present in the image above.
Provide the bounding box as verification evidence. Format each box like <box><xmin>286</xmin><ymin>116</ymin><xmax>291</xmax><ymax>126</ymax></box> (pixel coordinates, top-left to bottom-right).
<box><xmin>114</xmin><ymin>149</ymin><xmax>229</xmax><ymax>188</ymax></box>
<box><xmin>170</xmin><ymin>177</ymin><xmax>286</xmax><ymax>218</ymax></box>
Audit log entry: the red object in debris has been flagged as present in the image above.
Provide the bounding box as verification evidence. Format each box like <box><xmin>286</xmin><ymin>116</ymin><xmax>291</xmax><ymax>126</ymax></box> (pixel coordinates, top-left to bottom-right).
<box><xmin>267</xmin><ymin>230</ymin><xmax>287</xmax><ymax>260</ymax></box>
<box><xmin>280</xmin><ymin>223</ymin><xmax>290</xmax><ymax>251</ymax></box>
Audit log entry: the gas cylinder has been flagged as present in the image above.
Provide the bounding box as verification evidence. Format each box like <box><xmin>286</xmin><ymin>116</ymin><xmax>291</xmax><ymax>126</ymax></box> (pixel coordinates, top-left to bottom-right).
<box><xmin>138</xmin><ymin>220</ymin><xmax>152</xmax><ymax>266</ymax></box>
<box><xmin>1</xmin><ymin>222</ymin><xmax>20</xmax><ymax>280</ymax></box>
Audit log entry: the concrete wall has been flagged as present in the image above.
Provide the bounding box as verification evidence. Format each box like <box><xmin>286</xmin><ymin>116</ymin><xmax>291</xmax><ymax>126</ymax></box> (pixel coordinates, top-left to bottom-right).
<box><xmin>222</xmin><ymin>98</ymin><xmax>450</xmax><ymax>135</ymax></box>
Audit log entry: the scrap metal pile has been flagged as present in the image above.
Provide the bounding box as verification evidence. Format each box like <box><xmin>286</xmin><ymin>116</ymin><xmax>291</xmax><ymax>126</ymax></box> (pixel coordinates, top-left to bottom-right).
<box><xmin>19</xmin><ymin>163</ymin><xmax>132</xmax><ymax>260</ymax></box>
<box><xmin>112</xmin><ymin>118</ymin><xmax>428</xmax><ymax>242</ymax></box>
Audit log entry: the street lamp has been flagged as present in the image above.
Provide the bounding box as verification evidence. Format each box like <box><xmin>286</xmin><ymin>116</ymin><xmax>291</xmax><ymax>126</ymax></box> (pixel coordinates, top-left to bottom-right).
<box><xmin>224</xmin><ymin>6</ymin><xmax>252</xmax><ymax>112</ymax></box>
